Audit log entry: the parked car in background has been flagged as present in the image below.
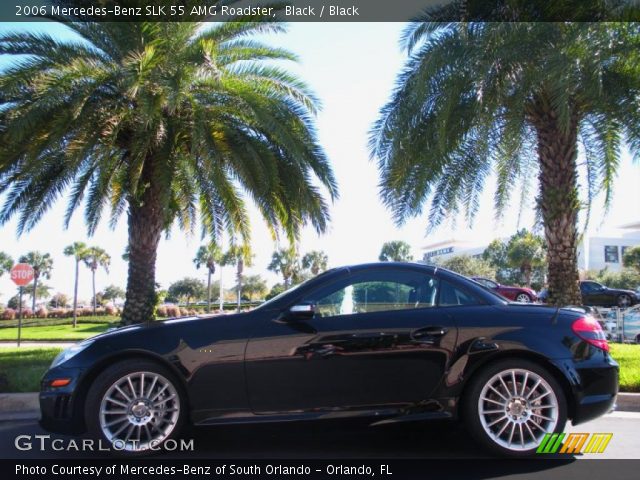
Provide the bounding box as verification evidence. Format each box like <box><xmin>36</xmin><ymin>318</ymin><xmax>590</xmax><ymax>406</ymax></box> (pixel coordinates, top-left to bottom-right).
<box><xmin>579</xmin><ymin>281</ymin><xmax>639</xmax><ymax>308</ymax></box>
<box><xmin>619</xmin><ymin>305</ymin><xmax>640</xmax><ymax>343</ymax></box>
<box><xmin>471</xmin><ymin>277</ymin><xmax>537</xmax><ymax>303</ymax></box>
<box><xmin>40</xmin><ymin>263</ymin><xmax>617</xmax><ymax>457</ymax></box>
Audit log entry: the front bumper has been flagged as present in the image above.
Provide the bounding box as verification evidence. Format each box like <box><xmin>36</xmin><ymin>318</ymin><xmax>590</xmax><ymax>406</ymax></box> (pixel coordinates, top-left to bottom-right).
<box><xmin>39</xmin><ymin>366</ymin><xmax>86</xmax><ymax>434</ymax></box>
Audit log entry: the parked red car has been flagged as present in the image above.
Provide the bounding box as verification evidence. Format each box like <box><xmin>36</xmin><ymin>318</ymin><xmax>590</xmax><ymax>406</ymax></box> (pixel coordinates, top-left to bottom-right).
<box><xmin>472</xmin><ymin>277</ymin><xmax>538</xmax><ymax>303</ymax></box>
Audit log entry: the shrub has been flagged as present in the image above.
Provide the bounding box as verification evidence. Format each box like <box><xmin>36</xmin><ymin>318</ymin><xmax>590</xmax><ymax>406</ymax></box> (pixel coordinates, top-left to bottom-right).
<box><xmin>35</xmin><ymin>307</ymin><xmax>48</xmax><ymax>319</ymax></box>
<box><xmin>156</xmin><ymin>306</ymin><xmax>167</xmax><ymax>317</ymax></box>
<box><xmin>22</xmin><ymin>308</ymin><xmax>33</xmax><ymax>319</ymax></box>
<box><xmin>80</xmin><ymin>308</ymin><xmax>93</xmax><ymax>317</ymax></box>
<box><xmin>166</xmin><ymin>306</ymin><xmax>180</xmax><ymax>317</ymax></box>
<box><xmin>1</xmin><ymin>309</ymin><xmax>16</xmax><ymax>320</ymax></box>
<box><xmin>105</xmin><ymin>305</ymin><xmax>117</xmax><ymax>316</ymax></box>
<box><xmin>188</xmin><ymin>309</ymin><xmax>197</xmax><ymax>316</ymax></box>
<box><xmin>179</xmin><ymin>308</ymin><xmax>190</xmax><ymax>317</ymax></box>
<box><xmin>95</xmin><ymin>307</ymin><xmax>106</xmax><ymax>316</ymax></box>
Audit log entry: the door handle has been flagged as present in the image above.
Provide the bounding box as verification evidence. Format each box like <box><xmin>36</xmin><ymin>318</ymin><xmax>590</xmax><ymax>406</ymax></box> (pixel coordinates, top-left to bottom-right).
<box><xmin>411</xmin><ymin>326</ymin><xmax>448</xmax><ymax>341</ymax></box>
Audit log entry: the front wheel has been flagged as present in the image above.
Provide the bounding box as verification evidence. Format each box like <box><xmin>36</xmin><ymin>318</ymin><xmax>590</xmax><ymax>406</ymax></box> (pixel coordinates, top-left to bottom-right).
<box><xmin>85</xmin><ymin>360</ymin><xmax>185</xmax><ymax>455</ymax></box>
<box><xmin>464</xmin><ymin>359</ymin><xmax>567</xmax><ymax>457</ymax></box>
<box><xmin>515</xmin><ymin>293</ymin><xmax>532</xmax><ymax>303</ymax></box>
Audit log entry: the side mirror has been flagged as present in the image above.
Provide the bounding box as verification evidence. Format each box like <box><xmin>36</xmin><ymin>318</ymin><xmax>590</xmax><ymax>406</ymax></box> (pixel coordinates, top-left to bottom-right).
<box><xmin>287</xmin><ymin>304</ymin><xmax>315</xmax><ymax>321</ymax></box>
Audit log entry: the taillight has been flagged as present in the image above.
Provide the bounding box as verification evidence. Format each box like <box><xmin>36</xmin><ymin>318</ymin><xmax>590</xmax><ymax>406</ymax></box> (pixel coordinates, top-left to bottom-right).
<box><xmin>572</xmin><ymin>316</ymin><xmax>609</xmax><ymax>352</ymax></box>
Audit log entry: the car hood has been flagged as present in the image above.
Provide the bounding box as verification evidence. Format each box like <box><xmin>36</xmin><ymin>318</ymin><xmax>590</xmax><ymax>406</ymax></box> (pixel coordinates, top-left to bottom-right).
<box><xmin>86</xmin><ymin>314</ymin><xmax>241</xmax><ymax>343</ymax></box>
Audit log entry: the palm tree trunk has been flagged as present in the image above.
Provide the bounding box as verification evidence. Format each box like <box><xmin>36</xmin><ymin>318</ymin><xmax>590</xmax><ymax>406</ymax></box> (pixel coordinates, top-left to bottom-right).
<box><xmin>207</xmin><ymin>269</ymin><xmax>212</xmax><ymax>313</ymax></box>
<box><xmin>72</xmin><ymin>259</ymin><xmax>79</xmax><ymax>328</ymax></box>
<box><xmin>121</xmin><ymin>159</ymin><xmax>165</xmax><ymax>325</ymax></box>
<box><xmin>31</xmin><ymin>274</ymin><xmax>38</xmax><ymax>311</ymax></box>
<box><xmin>532</xmin><ymin>102</ymin><xmax>582</xmax><ymax>306</ymax></box>
<box><xmin>92</xmin><ymin>269</ymin><xmax>96</xmax><ymax>316</ymax></box>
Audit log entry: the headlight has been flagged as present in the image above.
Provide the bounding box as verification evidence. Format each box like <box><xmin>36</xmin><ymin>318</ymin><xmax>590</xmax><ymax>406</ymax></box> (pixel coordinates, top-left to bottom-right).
<box><xmin>51</xmin><ymin>341</ymin><xmax>93</xmax><ymax>368</ymax></box>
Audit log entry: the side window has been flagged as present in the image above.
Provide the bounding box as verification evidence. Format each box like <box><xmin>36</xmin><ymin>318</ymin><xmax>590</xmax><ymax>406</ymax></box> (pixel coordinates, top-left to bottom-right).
<box><xmin>475</xmin><ymin>278</ymin><xmax>496</xmax><ymax>289</ymax></box>
<box><xmin>306</xmin><ymin>270</ymin><xmax>439</xmax><ymax>318</ymax></box>
<box><xmin>439</xmin><ymin>281</ymin><xmax>480</xmax><ymax>307</ymax></box>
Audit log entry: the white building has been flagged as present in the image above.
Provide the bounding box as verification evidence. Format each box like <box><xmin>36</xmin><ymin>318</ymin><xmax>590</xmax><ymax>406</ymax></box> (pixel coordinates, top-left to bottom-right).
<box><xmin>420</xmin><ymin>222</ymin><xmax>640</xmax><ymax>273</ymax></box>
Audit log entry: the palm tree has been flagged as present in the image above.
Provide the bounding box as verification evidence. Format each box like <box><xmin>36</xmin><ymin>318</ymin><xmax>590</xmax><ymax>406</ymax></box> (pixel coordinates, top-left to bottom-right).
<box><xmin>223</xmin><ymin>244</ymin><xmax>253</xmax><ymax>312</ymax></box>
<box><xmin>0</xmin><ymin>11</ymin><xmax>337</xmax><ymax>324</ymax></box>
<box><xmin>379</xmin><ymin>241</ymin><xmax>413</xmax><ymax>262</ymax></box>
<box><xmin>268</xmin><ymin>248</ymin><xmax>300</xmax><ymax>287</ymax></box>
<box><xmin>506</xmin><ymin>231</ymin><xmax>546</xmax><ymax>287</ymax></box>
<box><xmin>371</xmin><ymin>20</ymin><xmax>640</xmax><ymax>305</ymax></box>
<box><xmin>64</xmin><ymin>242</ymin><xmax>88</xmax><ymax>327</ymax></box>
<box><xmin>83</xmin><ymin>246</ymin><xmax>111</xmax><ymax>315</ymax></box>
<box><xmin>0</xmin><ymin>252</ymin><xmax>13</xmax><ymax>278</ymax></box>
<box><xmin>18</xmin><ymin>251</ymin><xmax>53</xmax><ymax>311</ymax></box>
<box><xmin>302</xmin><ymin>250</ymin><xmax>328</xmax><ymax>276</ymax></box>
<box><xmin>193</xmin><ymin>243</ymin><xmax>223</xmax><ymax>312</ymax></box>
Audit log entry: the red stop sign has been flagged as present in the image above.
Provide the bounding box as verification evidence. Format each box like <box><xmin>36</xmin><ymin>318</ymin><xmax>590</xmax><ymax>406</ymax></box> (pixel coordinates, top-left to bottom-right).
<box><xmin>10</xmin><ymin>263</ymin><xmax>34</xmax><ymax>287</ymax></box>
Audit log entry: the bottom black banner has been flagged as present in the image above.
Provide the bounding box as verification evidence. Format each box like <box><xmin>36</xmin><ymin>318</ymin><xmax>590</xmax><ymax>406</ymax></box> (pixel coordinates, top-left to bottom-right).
<box><xmin>2</xmin><ymin>459</ymin><xmax>640</xmax><ymax>480</ymax></box>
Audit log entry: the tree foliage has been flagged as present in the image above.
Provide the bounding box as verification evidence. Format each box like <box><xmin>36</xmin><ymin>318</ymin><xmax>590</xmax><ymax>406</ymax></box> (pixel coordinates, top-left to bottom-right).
<box><xmin>268</xmin><ymin>247</ymin><xmax>301</xmax><ymax>287</ymax></box>
<box><xmin>167</xmin><ymin>277</ymin><xmax>206</xmax><ymax>305</ymax></box>
<box><xmin>0</xmin><ymin>9</ymin><xmax>337</xmax><ymax>323</ymax></box>
<box><xmin>623</xmin><ymin>246</ymin><xmax>640</xmax><ymax>274</ymax></box>
<box><xmin>0</xmin><ymin>252</ymin><xmax>13</xmax><ymax>277</ymax></box>
<box><xmin>436</xmin><ymin>255</ymin><xmax>496</xmax><ymax>279</ymax></box>
<box><xmin>483</xmin><ymin>230</ymin><xmax>547</xmax><ymax>290</ymax></box>
<box><xmin>379</xmin><ymin>241</ymin><xmax>414</xmax><ymax>262</ymax></box>
<box><xmin>301</xmin><ymin>250</ymin><xmax>329</xmax><ymax>275</ymax></box>
<box><xmin>370</xmin><ymin>18</ymin><xmax>640</xmax><ymax>305</ymax></box>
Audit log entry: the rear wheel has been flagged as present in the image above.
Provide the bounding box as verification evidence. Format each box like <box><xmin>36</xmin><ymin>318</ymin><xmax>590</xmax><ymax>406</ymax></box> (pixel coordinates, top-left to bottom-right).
<box><xmin>617</xmin><ymin>294</ymin><xmax>632</xmax><ymax>308</ymax></box>
<box><xmin>515</xmin><ymin>293</ymin><xmax>532</xmax><ymax>303</ymax></box>
<box><xmin>85</xmin><ymin>359</ymin><xmax>185</xmax><ymax>455</ymax></box>
<box><xmin>464</xmin><ymin>359</ymin><xmax>567</xmax><ymax>457</ymax></box>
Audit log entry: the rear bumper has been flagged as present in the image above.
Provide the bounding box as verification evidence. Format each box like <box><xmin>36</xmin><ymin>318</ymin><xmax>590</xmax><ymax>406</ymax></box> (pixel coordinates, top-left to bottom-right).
<box><xmin>556</xmin><ymin>353</ymin><xmax>619</xmax><ymax>425</ymax></box>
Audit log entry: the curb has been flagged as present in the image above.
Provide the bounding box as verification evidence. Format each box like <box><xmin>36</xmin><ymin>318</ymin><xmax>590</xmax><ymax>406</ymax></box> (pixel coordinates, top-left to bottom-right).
<box><xmin>0</xmin><ymin>392</ymin><xmax>638</xmax><ymax>421</ymax></box>
<box><xmin>615</xmin><ymin>392</ymin><xmax>640</xmax><ymax>412</ymax></box>
<box><xmin>0</xmin><ymin>393</ymin><xmax>40</xmax><ymax>421</ymax></box>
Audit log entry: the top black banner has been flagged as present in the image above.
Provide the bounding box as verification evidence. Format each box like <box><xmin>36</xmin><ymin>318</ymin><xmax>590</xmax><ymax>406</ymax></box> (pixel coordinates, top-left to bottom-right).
<box><xmin>2</xmin><ymin>0</ymin><xmax>640</xmax><ymax>23</ymax></box>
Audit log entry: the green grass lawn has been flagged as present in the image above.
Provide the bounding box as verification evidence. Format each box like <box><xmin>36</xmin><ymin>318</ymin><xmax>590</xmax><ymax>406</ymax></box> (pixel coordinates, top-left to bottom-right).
<box><xmin>0</xmin><ymin>315</ymin><xmax>120</xmax><ymax>328</ymax></box>
<box><xmin>0</xmin><ymin>348</ymin><xmax>62</xmax><ymax>393</ymax></box>
<box><xmin>0</xmin><ymin>323</ymin><xmax>111</xmax><ymax>341</ymax></box>
<box><xmin>610</xmin><ymin>343</ymin><xmax>640</xmax><ymax>393</ymax></box>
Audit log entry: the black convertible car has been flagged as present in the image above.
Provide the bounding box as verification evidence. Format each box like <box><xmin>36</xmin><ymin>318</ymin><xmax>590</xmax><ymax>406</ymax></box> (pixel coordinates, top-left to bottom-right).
<box><xmin>40</xmin><ymin>263</ymin><xmax>618</xmax><ymax>456</ymax></box>
<box><xmin>580</xmin><ymin>280</ymin><xmax>639</xmax><ymax>308</ymax></box>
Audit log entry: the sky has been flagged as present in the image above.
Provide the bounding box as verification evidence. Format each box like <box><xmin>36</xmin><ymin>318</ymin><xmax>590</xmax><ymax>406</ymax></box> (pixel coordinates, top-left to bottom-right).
<box><xmin>0</xmin><ymin>21</ymin><xmax>639</xmax><ymax>305</ymax></box>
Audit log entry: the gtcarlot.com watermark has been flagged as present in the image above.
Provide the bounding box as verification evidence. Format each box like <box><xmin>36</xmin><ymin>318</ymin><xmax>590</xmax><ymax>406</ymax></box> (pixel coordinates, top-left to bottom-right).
<box><xmin>14</xmin><ymin>434</ymin><xmax>194</xmax><ymax>452</ymax></box>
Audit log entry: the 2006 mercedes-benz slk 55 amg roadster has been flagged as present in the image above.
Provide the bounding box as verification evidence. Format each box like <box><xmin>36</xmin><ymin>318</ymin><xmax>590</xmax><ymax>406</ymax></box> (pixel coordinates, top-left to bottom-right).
<box><xmin>40</xmin><ymin>263</ymin><xmax>618</xmax><ymax>456</ymax></box>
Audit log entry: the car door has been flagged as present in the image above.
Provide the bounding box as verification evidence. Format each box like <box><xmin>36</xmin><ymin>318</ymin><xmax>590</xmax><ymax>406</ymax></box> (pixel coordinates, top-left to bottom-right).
<box><xmin>581</xmin><ymin>281</ymin><xmax>599</xmax><ymax>305</ymax></box>
<box><xmin>244</xmin><ymin>267</ymin><xmax>458</xmax><ymax>414</ymax></box>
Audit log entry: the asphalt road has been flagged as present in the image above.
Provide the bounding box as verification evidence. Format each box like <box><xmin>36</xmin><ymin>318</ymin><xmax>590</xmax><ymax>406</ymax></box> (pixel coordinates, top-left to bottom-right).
<box><xmin>0</xmin><ymin>411</ymin><xmax>638</xmax><ymax>460</ymax></box>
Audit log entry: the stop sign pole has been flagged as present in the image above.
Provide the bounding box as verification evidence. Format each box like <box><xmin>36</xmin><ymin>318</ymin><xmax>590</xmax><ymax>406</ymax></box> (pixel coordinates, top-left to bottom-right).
<box><xmin>10</xmin><ymin>263</ymin><xmax>35</xmax><ymax>347</ymax></box>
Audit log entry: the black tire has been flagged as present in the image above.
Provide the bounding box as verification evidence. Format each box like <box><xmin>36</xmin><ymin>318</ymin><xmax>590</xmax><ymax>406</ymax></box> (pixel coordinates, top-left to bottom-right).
<box><xmin>515</xmin><ymin>293</ymin><xmax>532</xmax><ymax>303</ymax></box>
<box><xmin>85</xmin><ymin>359</ymin><xmax>186</xmax><ymax>456</ymax></box>
<box><xmin>463</xmin><ymin>359</ymin><xmax>567</xmax><ymax>457</ymax></box>
<box><xmin>617</xmin><ymin>295</ymin><xmax>631</xmax><ymax>308</ymax></box>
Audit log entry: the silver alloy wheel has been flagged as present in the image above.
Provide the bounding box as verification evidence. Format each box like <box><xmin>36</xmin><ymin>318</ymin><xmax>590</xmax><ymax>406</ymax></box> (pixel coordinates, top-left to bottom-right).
<box><xmin>515</xmin><ymin>293</ymin><xmax>531</xmax><ymax>303</ymax></box>
<box><xmin>99</xmin><ymin>371</ymin><xmax>180</xmax><ymax>451</ymax></box>
<box><xmin>478</xmin><ymin>368</ymin><xmax>559</xmax><ymax>452</ymax></box>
